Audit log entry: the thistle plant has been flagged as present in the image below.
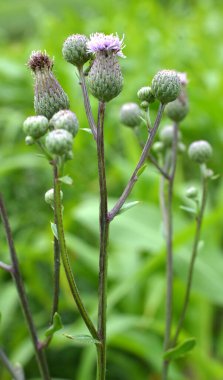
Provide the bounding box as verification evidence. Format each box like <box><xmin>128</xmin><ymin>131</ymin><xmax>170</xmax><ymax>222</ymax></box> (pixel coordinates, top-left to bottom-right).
<box><xmin>0</xmin><ymin>32</ymin><xmax>214</xmax><ymax>380</ymax></box>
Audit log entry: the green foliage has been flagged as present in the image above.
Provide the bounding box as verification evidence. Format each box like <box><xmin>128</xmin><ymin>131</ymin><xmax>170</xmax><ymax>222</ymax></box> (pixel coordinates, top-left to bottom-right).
<box><xmin>1</xmin><ymin>0</ymin><xmax>223</xmax><ymax>379</ymax></box>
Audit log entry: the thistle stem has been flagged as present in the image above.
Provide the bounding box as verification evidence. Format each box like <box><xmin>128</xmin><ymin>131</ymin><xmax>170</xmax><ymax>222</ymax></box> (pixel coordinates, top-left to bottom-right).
<box><xmin>96</xmin><ymin>102</ymin><xmax>109</xmax><ymax>380</ymax></box>
<box><xmin>0</xmin><ymin>194</ymin><xmax>51</xmax><ymax>380</ymax></box>
<box><xmin>172</xmin><ymin>172</ymin><xmax>208</xmax><ymax>346</ymax></box>
<box><xmin>52</xmin><ymin>163</ymin><xmax>99</xmax><ymax>341</ymax></box>
<box><xmin>78</xmin><ymin>67</ymin><xmax>97</xmax><ymax>140</ymax></box>
<box><xmin>108</xmin><ymin>103</ymin><xmax>165</xmax><ymax>221</ymax></box>
<box><xmin>161</xmin><ymin>122</ymin><xmax>178</xmax><ymax>380</ymax></box>
<box><xmin>0</xmin><ymin>348</ymin><xmax>22</xmax><ymax>380</ymax></box>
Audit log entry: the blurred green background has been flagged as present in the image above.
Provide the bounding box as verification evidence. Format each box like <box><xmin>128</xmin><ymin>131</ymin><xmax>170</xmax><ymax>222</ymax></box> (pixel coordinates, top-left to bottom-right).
<box><xmin>1</xmin><ymin>0</ymin><xmax>223</xmax><ymax>379</ymax></box>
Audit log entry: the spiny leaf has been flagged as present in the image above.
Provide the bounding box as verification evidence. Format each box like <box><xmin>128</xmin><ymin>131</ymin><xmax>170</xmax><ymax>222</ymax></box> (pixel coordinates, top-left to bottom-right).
<box><xmin>63</xmin><ymin>334</ymin><xmax>100</xmax><ymax>346</ymax></box>
<box><xmin>163</xmin><ymin>337</ymin><xmax>196</xmax><ymax>361</ymax></box>
<box><xmin>45</xmin><ymin>312</ymin><xmax>63</xmax><ymax>337</ymax></box>
<box><xmin>50</xmin><ymin>222</ymin><xmax>58</xmax><ymax>240</ymax></box>
<box><xmin>118</xmin><ymin>201</ymin><xmax>141</xmax><ymax>215</ymax></box>
<box><xmin>59</xmin><ymin>175</ymin><xmax>73</xmax><ymax>185</ymax></box>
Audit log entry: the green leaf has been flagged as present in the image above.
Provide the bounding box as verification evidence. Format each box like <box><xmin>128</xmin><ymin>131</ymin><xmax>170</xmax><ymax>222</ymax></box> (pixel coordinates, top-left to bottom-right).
<box><xmin>63</xmin><ymin>334</ymin><xmax>100</xmax><ymax>346</ymax></box>
<box><xmin>180</xmin><ymin>205</ymin><xmax>197</xmax><ymax>215</ymax></box>
<box><xmin>59</xmin><ymin>175</ymin><xmax>73</xmax><ymax>185</ymax></box>
<box><xmin>45</xmin><ymin>312</ymin><xmax>63</xmax><ymax>337</ymax></box>
<box><xmin>137</xmin><ymin>164</ymin><xmax>147</xmax><ymax>178</ymax></box>
<box><xmin>163</xmin><ymin>338</ymin><xmax>196</xmax><ymax>361</ymax></box>
<box><xmin>50</xmin><ymin>222</ymin><xmax>58</xmax><ymax>239</ymax></box>
<box><xmin>118</xmin><ymin>201</ymin><xmax>141</xmax><ymax>215</ymax></box>
<box><xmin>80</xmin><ymin>128</ymin><xmax>93</xmax><ymax>135</ymax></box>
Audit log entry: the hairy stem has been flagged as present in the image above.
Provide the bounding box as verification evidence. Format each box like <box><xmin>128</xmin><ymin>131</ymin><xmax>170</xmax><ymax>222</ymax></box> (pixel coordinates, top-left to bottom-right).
<box><xmin>0</xmin><ymin>194</ymin><xmax>51</xmax><ymax>380</ymax></box>
<box><xmin>52</xmin><ymin>163</ymin><xmax>99</xmax><ymax>340</ymax></box>
<box><xmin>78</xmin><ymin>67</ymin><xmax>97</xmax><ymax>140</ymax></box>
<box><xmin>96</xmin><ymin>102</ymin><xmax>109</xmax><ymax>380</ymax></box>
<box><xmin>108</xmin><ymin>103</ymin><xmax>165</xmax><ymax>221</ymax></box>
<box><xmin>161</xmin><ymin>123</ymin><xmax>178</xmax><ymax>380</ymax></box>
<box><xmin>172</xmin><ymin>172</ymin><xmax>208</xmax><ymax>346</ymax></box>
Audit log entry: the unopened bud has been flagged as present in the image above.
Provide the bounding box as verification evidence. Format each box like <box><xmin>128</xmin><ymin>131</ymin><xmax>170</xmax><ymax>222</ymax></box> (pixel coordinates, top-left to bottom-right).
<box><xmin>45</xmin><ymin>129</ymin><xmax>73</xmax><ymax>156</ymax></box>
<box><xmin>120</xmin><ymin>103</ymin><xmax>142</xmax><ymax>128</ymax></box>
<box><xmin>23</xmin><ymin>115</ymin><xmax>49</xmax><ymax>139</ymax></box>
<box><xmin>140</xmin><ymin>101</ymin><xmax>149</xmax><ymax>110</ymax></box>
<box><xmin>50</xmin><ymin>110</ymin><xmax>79</xmax><ymax>137</ymax></box>
<box><xmin>62</xmin><ymin>34</ymin><xmax>91</xmax><ymax>67</ymax></box>
<box><xmin>151</xmin><ymin>70</ymin><xmax>181</xmax><ymax>104</ymax></box>
<box><xmin>25</xmin><ymin>136</ymin><xmax>35</xmax><ymax>145</ymax></box>
<box><xmin>152</xmin><ymin>141</ymin><xmax>164</xmax><ymax>153</ymax></box>
<box><xmin>188</xmin><ymin>140</ymin><xmax>212</xmax><ymax>164</ymax></box>
<box><xmin>186</xmin><ymin>186</ymin><xmax>198</xmax><ymax>199</ymax></box>
<box><xmin>137</xmin><ymin>86</ymin><xmax>155</xmax><ymax>103</ymax></box>
<box><xmin>45</xmin><ymin>188</ymin><xmax>63</xmax><ymax>207</ymax></box>
<box><xmin>159</xmin><ymin>125</ymin><xmax>181</xmax><ymax>146</ymax></box>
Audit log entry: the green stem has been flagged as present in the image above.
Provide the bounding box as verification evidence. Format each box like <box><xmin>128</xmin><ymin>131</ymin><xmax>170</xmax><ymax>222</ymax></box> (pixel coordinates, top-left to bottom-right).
<box><xmin>52</xmin><ymin>163</ymin><xmax>99</xmax><ymax>341</ymax></box>
<box><xmin>161</xmin><ymin>123</ymin><xmax>178</xmax><ymax>380</ymax></box>
<box><xmin>96</xmin><ymin>102</ymin><xmax>109</xmax><ymax>380</ymax></box>
<box><xmin>108</xmin><ymin>103</ymin><xmax>165</xmax><ymax>221</ymax></box>
<box><xmin>172</xmin><ymin>172</ymin><xmax>208</xmax><ymax>346</ymax></box>
<box><xmin>78</xmin><ymin>67</ymin><xmax>97</xmax><ymax>140</ymax></box>
<box><xmin>0</xmin><ymin>348</ymin><xmax>23</xmax><ymax>380</ymax></box>
<box><xmin>0</xmin><ymin>194</ymin><xmax>51</xmax><ymax>380</ymax></box>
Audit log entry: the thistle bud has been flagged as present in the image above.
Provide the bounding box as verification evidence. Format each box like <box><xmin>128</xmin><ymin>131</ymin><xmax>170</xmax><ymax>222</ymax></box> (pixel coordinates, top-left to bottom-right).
<box><xmin>45</xmin><ymin>129</ymin><xmax>73</xmax><ymax>156</ymax></box>
<box><xmin>137</xmin><ymin>86</ymin><xmax>155</xmax><ymax>103</ymax></box>
<box><xmin>165</xmin><ymin>73</ymin><xmax>189</xmax><ymax>122</ymax></box>
<box><xmin>50</xmin><ymin>110</ymin><xmax>79</xmax><ymax>137</ymax></box>
<box><xmin>140</xmin><ymin>101</ymin><xmax>149</xmax><ymax>111</ymax></box>
<box><xmin>86</xmin><ymin>33</ymin><xmax>124</xmax><ymax>102</ymax></box>
<box><xmin>120</xmin><ymin>103</ymin><xmax>142</xmax><ymax>128</ymax></box>
<box><xmin>25</xmin><ymin>136</ymin><xmax>35</xmax><ymax>145</ymax></box>
<box><xmin>151</xmin><ymin>70</ymin><xmax>181</xmax><ymax>104</ymax></box>
<box><xmin>159</xmin><ymin>125</ymin><xmax>182</xmax><ymax>146</ymax></box>
<box><xmin>188</xmin><ymin>140</ymin><xmax>212</xmax><ymax>164</ymax></box>
<box><xmin>28</xmin><ymin>51</ymin><xmax>69</xmax><ymax>119</ymax></box>
<box><xmin>45</xmin><ymin>188</ymin><xmax>63</xmax><ymax>207</ymax></box>
<box><xmin>23</xmin><ymin>115</ymin><xmax>49</xmax><ymax>139</ymax></box>
<box><xmin>177</xmin><ymin>142</ymin><xmax>186</xmax><ymax>154</ymax></box>
<box><xmin>186</xmin><ymin>186</ymin><xmax>198</xmax><ymax>199</ymax></box>
<box><xmin>152</xmin><ymin>141</ymin><xmax>164</xmax><ymax>153</ymax></box>
<box><xmin>62</xmin><ymin>34</ymin><xmax>91</xmax><ymax>67</ymax></box>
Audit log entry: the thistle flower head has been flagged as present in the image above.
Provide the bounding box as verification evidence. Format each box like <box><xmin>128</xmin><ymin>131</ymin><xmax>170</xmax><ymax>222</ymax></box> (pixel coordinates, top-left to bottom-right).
<box><xmin>23</xmin><ymin>115</ymin><xmax>49</xmax><ymax>139</ymax></box>
<box><xmin>159</xmin><ymin>125</ymin><xmax>182</xmax><ymax>146</ymax></box>
<box><xmin>62</xmin><ymin>34</ymin><xmax>91</xmax><ymax>67</ymax></box>
<box><xmin>87</xmin><ymin>33</ymin><xmax>125</xmax><ymax>57</ymax></box>
<box><xmin>45</xmin><ymin>129</ymin><xmax>73</xmax><ymax>156</ymax></box>
<box><xmin>120</xmin><ymin>103</ymin><xmax>142</xmax><ymax>128</ymax></box>
<box><xmin>151</xmin><ymin>70</ymin><xmax>181</xmax><ymax>104</ymax></box>
<box><xmin>27</xmin><ymin>51</ymin><xmax>69</xmax><ymax>119</ymax></box>
<box><xmin>28</xmin><ymin>51</ymin><xmax>53</xmax><ymax>72</ymax></box>
<box><xmin>188</xmin><ymin>140</ymin><xmax>213</xmax><ymax>164</ymax></box>
<box><xmin>50</xmin><ymin>110</ymin><xmax>79</xmax><ymax>137</ymax></box>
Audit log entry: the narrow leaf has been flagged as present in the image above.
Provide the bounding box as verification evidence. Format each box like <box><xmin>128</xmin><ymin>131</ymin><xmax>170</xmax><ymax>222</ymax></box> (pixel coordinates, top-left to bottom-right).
<box><xmin>137</xmin><ymin>164</ymin><xmax>147</xmax><ymax>178</ymax></box>
<box><xmin>180</xmin><ymin>205</ymin><xmax>197</xmax><ymax>215</ymax></box>
<box><xmin>45</xmin><ymin>312</ymin><xmax>63</xmax><ymax>337</ymax></box>
<box><xmin>163</xmin><ymin>337</ymin><xmax>196</xmax><ymax>361</ymax></box>
<box><xmin>63</xmin><ymin>334</ymin><xmax>100</xmax><ymax>346</ymax></box>
<box><xmin>50</xmin><ymin>222</ymin><xmax>58</xmax><ymax>240</ymax></box>
<box><xmin>118</xmin><ymin>201</ymin><xmax>141</xmax><ymax>215</ymax></box>
<box><xmin>80</xmin><ymin>128</ymin><xmax>93</xmax><ymax>135</ymax></box>
<box><xmin>59</xmin><ymin>175</ymin><xmax>73</xmax><ymax>185</ymax></box>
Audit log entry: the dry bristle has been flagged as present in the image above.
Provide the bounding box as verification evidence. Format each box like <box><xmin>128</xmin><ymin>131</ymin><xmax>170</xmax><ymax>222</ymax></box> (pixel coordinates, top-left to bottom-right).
<box><xmin>27</xmin><ymin>51</ymin><xmax>53</xmax><ymax>71</ymax></box>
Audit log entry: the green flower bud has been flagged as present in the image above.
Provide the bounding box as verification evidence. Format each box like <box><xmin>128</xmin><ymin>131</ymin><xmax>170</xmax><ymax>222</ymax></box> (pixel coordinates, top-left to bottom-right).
<box><xmin>62</xmin><ymin>34</ymin><xmax>91</xmax><ymax>67</ymax></box>
<box><xmin>45</xmin><ymin>188</ymin><xmax>63</xmax><ymax>207</ymax></box>
<box><xmin>159</xmin><ymin>125</ymin><xmax>182</xmax><ymax>146</ymax></box>
<box><xmin>120</xmin><ymin>103</ymin><xmax>142</xmax><ymax>128</ymax></box>
<box><xmin>50</xmin><ymin>110</ymin><xmax>79</xmax><ymax>137</ymax></box>
<box><xmin>25</xmin><ymin>136</ymin><xmax>35</xmax><ymax>145</ymax></box>
<box><xmin>152</xmin><ymin>141</ymin><xmax>164</xmax><ymax>153</ymax></box>
<box><xmin>186</xmin><ymin>186</ymin><xmax>198</xmax><ymax>199</ymax></box>
<box><xmin>151</xmin><ymin>70</ymin><xmax>181</xmax><ymax>104</ymax></box>
<box><xmin>137</xmin><ymin>86</ymin><xmax>155</xmax><ymax>103</ymax></box>
<box><xmin>28</xmin><ymin>51</ymin><xmax>69</xmax><ymax>119</ymax></box>
<box><xmin>23</xmin><ymin>115</ymin><xmax>49</xmax><ymax>139</ymax></box>
<box><xmin>140</xmin><ymin>101</ymin><xmax>149</xmax><ymax>110</ymax></box>
<box><xmin>188</xmin><ymin>140</ymin><xmax>212</xmax><ymax>164</ymax></box>
<box><xmin>165</xmin><ymin>89</ymin><xmax>189</xmax><ymax>122</ymax></box>
<box><xmin>45</xmin><ymin>129</ymin><xmax>73</xmax><ymax>156</ymax></box>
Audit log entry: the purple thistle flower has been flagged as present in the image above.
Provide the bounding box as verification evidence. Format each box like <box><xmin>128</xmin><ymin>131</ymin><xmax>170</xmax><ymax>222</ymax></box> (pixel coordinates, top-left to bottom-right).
<box><xmin>87</xmin><ymin>33</ymin><xmax>125</xmax><ymax>57</ymax></box>
<box><xmin>177</xmin><ymin>72</ymin><xmax>188</xmax><ymax>86</ymax></box>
